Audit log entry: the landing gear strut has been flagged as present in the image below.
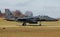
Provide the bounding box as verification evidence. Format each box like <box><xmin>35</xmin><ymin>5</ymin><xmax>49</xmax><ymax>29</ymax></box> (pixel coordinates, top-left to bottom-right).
<box><xmin>22</xmin><ymin>22</ymin><xmax>26</xmax><ymax>26</ymax></box>
<box><xmin>39</xmin><ymin>21</ymin><xmax>42</xmax><ymax>26</ymax></box>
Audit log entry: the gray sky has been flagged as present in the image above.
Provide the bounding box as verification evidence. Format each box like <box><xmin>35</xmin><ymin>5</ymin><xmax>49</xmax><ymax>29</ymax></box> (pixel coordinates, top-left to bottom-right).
<box><xmin>0</xmin><ymin>0</ymin><xmax>60</xmax><ymax>18</ymax></box>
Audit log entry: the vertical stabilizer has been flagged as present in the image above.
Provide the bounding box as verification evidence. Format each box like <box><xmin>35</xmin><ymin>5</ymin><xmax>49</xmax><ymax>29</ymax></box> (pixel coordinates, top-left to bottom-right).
<box><xmin>5</xmin><ymin>9</ymin><xmax>15</xmax><ymax>21</ymax></box>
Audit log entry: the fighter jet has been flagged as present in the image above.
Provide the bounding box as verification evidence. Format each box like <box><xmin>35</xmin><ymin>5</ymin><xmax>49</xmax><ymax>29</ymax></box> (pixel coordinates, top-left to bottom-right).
<box><xmin>5</xmin><ymin>9</ymin><xmax>58</xmax><ymax>26</ymax></box>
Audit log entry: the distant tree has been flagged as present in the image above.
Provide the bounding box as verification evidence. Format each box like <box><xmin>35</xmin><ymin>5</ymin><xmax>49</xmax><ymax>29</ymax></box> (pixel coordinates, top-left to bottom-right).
<box><xmin>25</xmin><ymin>11</ymin><xmax>33</xmax><ymax>17</ymax></box>
<box><xmin>13</xmin><ymin>10</ymin><xmax>25</xmax><ymax>18</ymax></box>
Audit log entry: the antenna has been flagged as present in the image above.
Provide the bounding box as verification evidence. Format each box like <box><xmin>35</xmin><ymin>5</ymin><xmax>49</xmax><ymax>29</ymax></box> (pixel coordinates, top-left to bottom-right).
<box><xmin>0</xmin><ymin>10</ymin><xmax>1</xmax><ymax>14</ymax></box>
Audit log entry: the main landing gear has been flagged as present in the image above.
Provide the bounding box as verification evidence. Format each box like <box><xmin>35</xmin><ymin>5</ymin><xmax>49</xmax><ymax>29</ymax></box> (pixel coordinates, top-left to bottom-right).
<box><xmin>22</xmin><ymin>21</ymin><xmax>42</xmax><ymax>26</ymax></box>
<box><xmin>22</xmin><ymin>22</ymin><xmax>26</xmax><ymax>26</ymax></box>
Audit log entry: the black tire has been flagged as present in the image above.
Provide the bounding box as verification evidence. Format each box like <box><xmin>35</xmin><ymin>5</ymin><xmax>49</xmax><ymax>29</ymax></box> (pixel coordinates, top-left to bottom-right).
<box><xmin>22</xmin><ymin>22</ymin><xmax>26</xmax><ymax>26</ymax></box>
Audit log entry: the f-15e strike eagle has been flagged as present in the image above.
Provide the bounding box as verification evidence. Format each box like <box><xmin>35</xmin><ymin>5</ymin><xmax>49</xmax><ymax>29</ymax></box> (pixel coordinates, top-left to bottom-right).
<box><xmin>5</xmin><ymin>9</ymin><xmax>58</xmax><ymax>26</ymax></box>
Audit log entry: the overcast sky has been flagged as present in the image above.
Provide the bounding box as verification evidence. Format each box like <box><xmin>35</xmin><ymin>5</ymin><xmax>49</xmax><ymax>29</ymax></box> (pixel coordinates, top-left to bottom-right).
<box><xmin>0</xmin><ymin>0</ymin><xmax>60</xmax><ymax>18</ymax></box>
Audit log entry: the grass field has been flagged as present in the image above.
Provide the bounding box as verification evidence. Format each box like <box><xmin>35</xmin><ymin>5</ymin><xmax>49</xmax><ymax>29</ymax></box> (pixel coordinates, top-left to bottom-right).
<box><xmin>0</xmin><ymin>18</ymin><xmax>60</xmax><ymax>37</ymax></box>
<box><xmin>0</xmin><ymin>26</ymin><xmax>60</xmax><ymax>37</ymax></box>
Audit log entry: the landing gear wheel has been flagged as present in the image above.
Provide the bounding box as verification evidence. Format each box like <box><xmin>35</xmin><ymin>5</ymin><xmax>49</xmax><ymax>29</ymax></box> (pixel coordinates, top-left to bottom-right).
<box><xmin>39</xmin><ymin>21</ymin><xmax>42</xmax><ymax>26</ymax></box>
<box><xmin>22</xmin><ymin>22</ymin><xmax>26</xmax><ymax>26</ymax></box>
